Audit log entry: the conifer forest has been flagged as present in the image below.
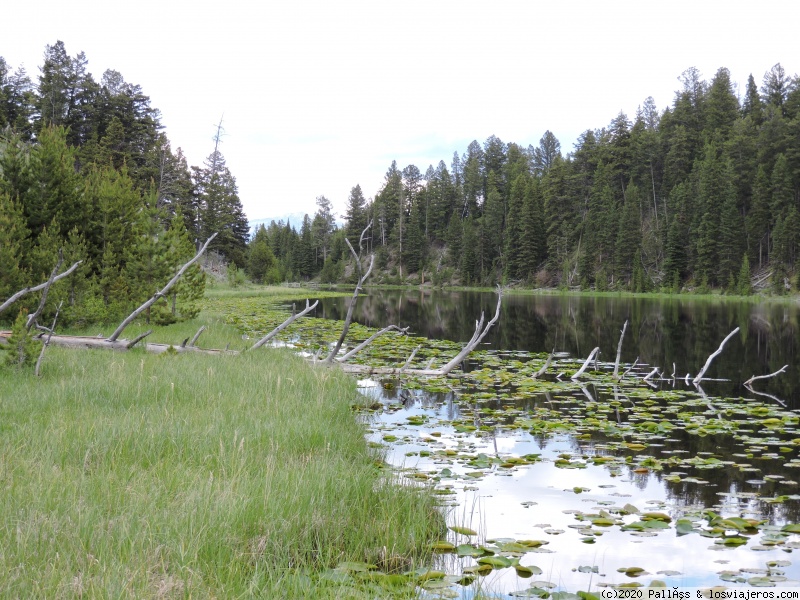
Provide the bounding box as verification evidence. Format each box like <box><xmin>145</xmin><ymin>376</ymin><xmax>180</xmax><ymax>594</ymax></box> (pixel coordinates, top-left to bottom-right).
<box><xmin>3</xmin><ymin>42</ymin><xmax>800</xmax><ymax>330</ymax></box>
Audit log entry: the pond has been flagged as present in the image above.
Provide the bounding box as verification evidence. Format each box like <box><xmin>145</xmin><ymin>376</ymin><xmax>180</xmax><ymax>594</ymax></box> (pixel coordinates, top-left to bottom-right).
<box><xmin>315</xmin><ymin>290</ymin><xmax>800</xmax><ymax>596</ymax></box>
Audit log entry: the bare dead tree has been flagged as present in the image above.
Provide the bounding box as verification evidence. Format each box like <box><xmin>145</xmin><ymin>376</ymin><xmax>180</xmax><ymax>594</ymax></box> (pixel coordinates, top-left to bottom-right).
<box><xmin>324</xmin><ymin>221</ymin><xmax>374</xmax><ymax>363</ymax></box>
<box><xmin>108</xmin><ymin>233</ymin><xmax>217</xmax><ymax>342</ymax></box>
<box><xmin>26</xmin><ymin>252</ymin><xmax>65</xmax><ymax>332</ymax></box>
<box><xmin>250</xmin><ymin>299</ymin><xmax>319</xmax><ymax>350</ymax></box>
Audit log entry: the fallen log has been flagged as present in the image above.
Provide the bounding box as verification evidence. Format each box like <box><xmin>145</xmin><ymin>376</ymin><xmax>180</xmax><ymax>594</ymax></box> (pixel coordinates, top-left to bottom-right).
<box><xmin>4</xmin><ymin>333</ymin><xmax>239</xmax><ymax>355</ymax></box>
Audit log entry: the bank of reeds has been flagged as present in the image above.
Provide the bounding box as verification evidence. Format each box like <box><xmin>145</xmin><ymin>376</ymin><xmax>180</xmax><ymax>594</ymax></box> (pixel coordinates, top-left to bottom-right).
<box><xmin>0</xmin><ymin>304</ymin><xmax>442</xmax><ymax>598</ymax></box>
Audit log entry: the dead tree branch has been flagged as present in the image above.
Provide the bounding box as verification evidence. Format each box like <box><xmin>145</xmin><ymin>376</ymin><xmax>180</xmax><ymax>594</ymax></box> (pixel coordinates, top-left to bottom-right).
<box><xmin>108</xmin><ymin>233</ymin><xmax>217</xmax><ymax>342</ymax></box>
<box><xmin>571</xmin><ymin>347</ymin><xmax>600</xmax><ymax>379</ymax></box>
<box><xmin>337</xmin><ymin>325</ymin><xmax>408</xmax><ymax>362</ymax></box>
<box><xmin>744</xmin><ymin>365</ymin><xmax>789</xmax><ymax>386</ymax></box>
<box><xmin>250</xmin><ymin>299</ymin><xmax>319</xmax><ymax>350</ymax></box>
<box><xmin>692</xmin><ymin>327</ymin><xmax>739</xmax><ymax>384</ymax></box>
<box><xmin>189</xmin><ymin>326</ymin><xmax>206</xmax><ymax>347</ymax></box>
<box><xmin>26</xmin><ymin>252</ymin><xmax>64</xmax><ymax>331</ymax></box>
<box><xmin>34</xmin><ymin>301</ymin><xmax>62</xmax><ymax>377</ymax></box>
<box><xmin>0</xmin><ymin>260</ymin><xmax>82</xmax><ymax>316</ymax></box>
<box><xmin>613</xmin><ymin>320</ymin><xmax>628</xmax><ymax>380</ymax></box>
<box><xmin>533</xmin><ymin>350</ymin><xmax>554</xmax><ymax>379</ymax></box>
<box><xmin>126</xmin><ymin>330</ymin><xmax>153</xmax><ymax>349</ymax></box>
<box><xmin>324</xmin><ymin>221</ymin><xmax>374</xmax><ymax>363</ymax></box>
<box><xmin>400</xmin><ymin>345</ymin><xmax>421</xmax><ymax>373</ymax></box>
<box><xmin>436</xmin><ymin>290</ymin><xmax>503</xmax><ymax>376</ymax></box>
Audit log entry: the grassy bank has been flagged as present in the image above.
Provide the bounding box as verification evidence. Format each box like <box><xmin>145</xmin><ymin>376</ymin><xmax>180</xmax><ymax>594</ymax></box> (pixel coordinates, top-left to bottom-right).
<box><xmin>0</xmin><ymin>300</ymin><xmax>442</xmax><ymax>598</ymax></box>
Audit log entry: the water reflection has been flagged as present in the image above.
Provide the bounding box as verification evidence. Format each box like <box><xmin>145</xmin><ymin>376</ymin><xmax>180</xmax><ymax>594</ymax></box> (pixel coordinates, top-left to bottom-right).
<box><xmin>360</xmin><ymin>378</ymin><xmax>800</xmax><ymax>594</ymax></box>
<box><xmin>320</xmin><ymin>291</ymin><xmax>800</xmax><ymax>406</ymax></box>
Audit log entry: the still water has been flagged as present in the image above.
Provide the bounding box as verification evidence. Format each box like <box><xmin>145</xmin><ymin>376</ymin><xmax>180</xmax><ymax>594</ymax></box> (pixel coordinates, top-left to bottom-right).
<box><xmin>318</xmin><ymin>291</ymin><xmax>800</xmax><ymax>595</ymax></box>
<box><xmin>318</xmin><ymin>290</ymin><xmax>800</xmax><ymax>406</ymax></box>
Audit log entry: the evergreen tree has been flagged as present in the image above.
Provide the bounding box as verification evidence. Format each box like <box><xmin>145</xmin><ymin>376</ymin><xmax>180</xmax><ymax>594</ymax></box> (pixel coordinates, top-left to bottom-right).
<box><xmin>615</xmin><ymin>182</ymin><xmax>642</xmax><ymax>288</ymax></box>
<box><xmin>247</xmin><ymin>224</ymin><xmax>276</xmax><ymax>284</ymax></box>
<box><xmin>345</xmin><ymin>184</ymin><xmax>369</xmax><ymax>248</ymax></box>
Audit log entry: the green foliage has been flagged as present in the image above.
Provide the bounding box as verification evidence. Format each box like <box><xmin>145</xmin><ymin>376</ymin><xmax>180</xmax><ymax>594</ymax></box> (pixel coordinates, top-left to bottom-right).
<box><xmin>3</xmin><ymin>309</ymin><xmax>40</xmax><ymax>369</ymax></box>
<box><xmin>737</xmin><ymin>254</ymin><xmax>752</xmax><ymax>296</ymax></box>
<box><xmin>226</xmin><ymin>263</ymin><xmax>247</xmax><ymax>287</ymax></box>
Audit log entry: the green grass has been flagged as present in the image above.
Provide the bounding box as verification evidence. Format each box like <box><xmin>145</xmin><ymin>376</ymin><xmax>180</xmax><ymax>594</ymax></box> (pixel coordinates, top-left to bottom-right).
<box><xmin>0</xmin><ymin>298</ymin><xmax>443</xmax><ymax>598</ymax></box>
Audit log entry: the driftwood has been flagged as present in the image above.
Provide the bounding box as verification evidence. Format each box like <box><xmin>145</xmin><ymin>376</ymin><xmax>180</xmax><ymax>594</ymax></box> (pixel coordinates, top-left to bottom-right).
<box><xmin>400</xmin><ymin>345</ymin><xmax>421</xmax><ymax>373</ymax></box>
<box><xmin>692</xmin><ymin>327</ymin><xmax>739</xmax><ymax>384</ymax></box>
<box><xmin>335</xmin><ymin>291</ymin><xmax>503</xmax><ymax>377</ymax></box>
<box><xmin>436</xmin><ymin>290</ymin><xmax>503</xmax><ymax>376</ymax></box>
<box><xmin>107</xmin><ymin>233</ymin><xmax>217</xmax><ymax>342</ymax></box>
<box><xmin>250</xmin><ymin>299</ymin><xmax>319</xmax><ymax>350</ymax></box>
<box><xmin>0</xmin><ymin>260</ymin><xmax>82</xmax><ymax>316</ymax></box>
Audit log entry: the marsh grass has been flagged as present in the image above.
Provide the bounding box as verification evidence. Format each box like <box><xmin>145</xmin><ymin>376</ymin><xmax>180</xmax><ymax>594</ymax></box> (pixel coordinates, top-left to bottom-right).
<box><xmin>0</xmin><ymin>300</ymin><xmax>443</xmax><ymax>598</ymax></box>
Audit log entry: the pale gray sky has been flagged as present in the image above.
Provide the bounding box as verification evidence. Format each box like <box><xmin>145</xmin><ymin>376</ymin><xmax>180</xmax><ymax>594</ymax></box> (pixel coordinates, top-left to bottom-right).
<box><xmin>5</xmin><ymin>0</ymin><xmax>799</xmax><ymax>222</ymax></box>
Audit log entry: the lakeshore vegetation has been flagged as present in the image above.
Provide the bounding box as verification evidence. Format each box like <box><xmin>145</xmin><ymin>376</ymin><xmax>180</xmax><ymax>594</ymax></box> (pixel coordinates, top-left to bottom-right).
<box><xmin>0</xmin><ymin>292</ymin><xmax>444</xmax><ymax>598</ymax></box>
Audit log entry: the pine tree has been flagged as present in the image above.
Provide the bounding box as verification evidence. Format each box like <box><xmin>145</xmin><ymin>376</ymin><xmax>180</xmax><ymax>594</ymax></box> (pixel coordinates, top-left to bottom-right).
<box><xmin>165</xmin><ymin>210</ymin><xmax>205</xmax><ymax>320</ymax></box>
<box><xmin>247</xmin><ymin>224</ymin><xmax>276</xmax><ymax>284</ymax></box>
<box><xmin>345</xmin><ymin>184</ymin><xmax>369</xmax><ymax>248</ymax></box>
<box><xmin>0</xmin><ymin>193</ymin><xmax>30</xmax><ymax>316</ymax></box>
<box><xmin>737</xmin><ymin>254</ymin><xmax>752</xmax><ymax>296</ymax></box>
<box><xmin>614</xmin><ymin>182</ymin><xmax>642</xmax><ymax>288</ymax></box>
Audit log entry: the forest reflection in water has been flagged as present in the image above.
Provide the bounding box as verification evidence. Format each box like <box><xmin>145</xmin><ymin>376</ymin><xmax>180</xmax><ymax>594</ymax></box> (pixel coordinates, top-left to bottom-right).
<box><xmin>319</xmin><ymin>290</ymin><xmax>800</xmax><ymax>406</ymax></box>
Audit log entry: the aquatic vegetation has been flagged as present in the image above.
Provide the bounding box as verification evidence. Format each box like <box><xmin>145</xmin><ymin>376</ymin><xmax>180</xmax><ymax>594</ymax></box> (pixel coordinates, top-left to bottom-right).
<box><xmin>212</xmin><ymin>291</ymin><xmax>800</xmax><ymax>595</ymax></box>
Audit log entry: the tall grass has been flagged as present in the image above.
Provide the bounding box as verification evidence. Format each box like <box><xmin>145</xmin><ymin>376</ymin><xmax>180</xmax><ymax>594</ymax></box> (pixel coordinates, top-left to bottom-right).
<box><xmin>0</xmin><ymin>305</ymin><xmax>442</xmax><ymax>597</ymax></box>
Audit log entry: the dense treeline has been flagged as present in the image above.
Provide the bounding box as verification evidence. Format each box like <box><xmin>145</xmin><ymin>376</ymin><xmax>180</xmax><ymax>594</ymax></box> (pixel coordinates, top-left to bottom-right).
<box><xmin>255</xmin><ymin>64</ymin><xmax>800</xmax><ymax>293</ymax></box>
<box><xmin>0</xmin><ymin>41</ymin><xmax>249</xmax><ymax>326</ymax></box>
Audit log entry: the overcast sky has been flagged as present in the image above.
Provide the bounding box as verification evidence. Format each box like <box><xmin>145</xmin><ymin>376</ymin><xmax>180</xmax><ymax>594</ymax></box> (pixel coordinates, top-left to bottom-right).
<box><xmin>4</xmin><ymin>1</ymin><xmax>799</xmax><ymax>222</ymax></box>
